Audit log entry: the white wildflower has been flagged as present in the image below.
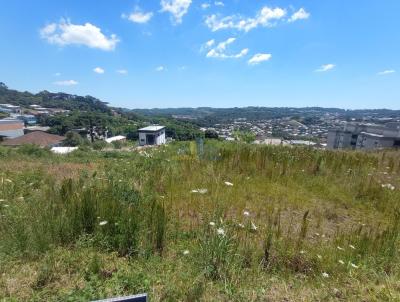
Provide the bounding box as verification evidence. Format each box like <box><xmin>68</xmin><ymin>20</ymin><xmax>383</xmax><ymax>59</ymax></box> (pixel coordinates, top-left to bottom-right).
<box><xmin>238</xmin><ymin>223</ymin><xmax>245</xmax><ymax>228</ymax></box>
<box><xmin>251</xmin><ymin>221</ymin><xmax>258</xmax><ymax>231</ymax></box>
<box><xmin>3</xmin><ymin>204</ymin><xmax>9</xmax><ymax>208</ymax></box>
<box><xmin>337</xmin><ymin>246</ymin><xmax>344</xmax><ymax>251</ymax></box>
<box><xmin>99</xmin><ymin>220</ymin><xmax>108</xmax><ymax>226</ymax></box>
<box><xmin>243</xmin><ymin>210</ymin><xmax>250</xmax><ymax>217</ymax></box>
<box><xmin>314</xmin><ymin>232</ymin><xmax>320</xmax><ymax>237</ymax></box>
<box><xmin>224</xmin><ymin>181</ymin><xmax>233</xmax><ymax>186</ymax></box>
<box><xmin>0</xmin><ymin>199</ymin><xmax>4</xmax><ymax>202</ymax></box>
<box><xmin>300</xmin><ymin>250</ymin><xmax>305</xmax><ymax>254</ymax></box>
<box><xmin>217</xmin><ymin>228</ymin><xmax>225</xmax><ymax>236</ymax></box>
<box><xmin>198</xmin><ymin>188</ymin><xmax>208</xmax><ymax>194</ymax></box>
<box><xmin>338</xmin><ymin>260</ymin><xmax>345</xmax><ymax>265</ymax></box>
<box><xmin>183</xmin><ymin>250</ymin><xmax>190</xmax><ymax>255</ymax></box>
<box><xmin>322</xmin><ymin>272</ymin><xmax>329</xmax><ymax>278</ymax></box>
<box><xmin>5</xmin><ymin>179</ymin><xmax>12</xmax><ymax>183</ymax></box>
<box><xmin>209</xmin><ymin>221</ymin><xmax>216</xmax><ymax>226</ymax></box>
<box><xmin>350</xmin><ymin>262</ymin><xmax>359</xmax><ymax>269</ymax></box>
<box><xmin>317</xmin><ymin>254</ymin><xmax>322</xmax><ymax>259</ymax></box>
<box><xmin>349</xmin><ymin>244</ymin><xmax>356</xmax><ymax>250</ymax></box>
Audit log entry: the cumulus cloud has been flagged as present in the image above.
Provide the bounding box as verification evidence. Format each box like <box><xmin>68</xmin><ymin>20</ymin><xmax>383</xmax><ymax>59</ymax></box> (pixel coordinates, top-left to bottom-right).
<box><xmin>40</xmin><ymin>19</ymin><xmax>119</xmax><ymax>51</ymax></box>
<box><xmin>201</xmin><ymin>3</ymin><xmax>210</xmax><ymax>9</ymax></box>
<box><xmin>204</xmin><ymin>37</ymin><xmax>249</xmax><ymax>59</ymax></box>
<box><xmin>315</xmin><ymin>64</ymin><xmax>335</xmax><ymax>72</ymax></box>
<box><xmin>288</xmin><ymin>8</ymin><xmax>310</xmax><ymax>22</ymax></box>
<box><xmin>93</xmin><ymin>67</ymin><xmax>105</xmax><ymax>74</ymax></box>
<box><xmin>160</xmin><ymin>0</ymin><xmax>192</xmax><ymax>24</ymax></box>
<box><xmin>248</xmin><ymin>53</ymin><xmax>272</xmax><ymax>65</ymax></box>
<box><xmin>156</xmin><ymin>66</ymin><xmax>165</xmax><ymax>71</ymax></box>
<box><xmin>378</xmin><ymin>69</ymin><xmax>395</xmax><ymax>75</ymax></box>
<box><xmin>117</xmin><ymin>69</ymin><xmax>128</xmax><ymax>75</ymax></box>
<box><xmin>214</xmin><ymin>1</ymin><xmax>224</xmax><ymax>6</ymax></box>
<box><xmin>205</xmin><ymin>6</ymin><xmax>286</xmax><ymax>32</ymax></box>
<box><xmin>122</xmin><ymin>7</ymin><xmax>153</xmax><ymax>24</ymax></box>
<box><xmin>53</xmin><ymin>80</ymin><xmax>78</xmax><ymax>86</ymax></box>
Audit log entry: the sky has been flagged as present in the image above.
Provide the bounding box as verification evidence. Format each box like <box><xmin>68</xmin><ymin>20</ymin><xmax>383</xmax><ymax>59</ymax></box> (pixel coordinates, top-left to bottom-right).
<box><xmin>0</xmin><ymin>0</ymin><xmax>399</xmax><ymax>109</ymax></box>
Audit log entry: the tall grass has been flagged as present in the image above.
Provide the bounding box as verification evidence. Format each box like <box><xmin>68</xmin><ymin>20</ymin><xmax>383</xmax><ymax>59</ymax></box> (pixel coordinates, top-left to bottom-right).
<box><xmin>1</xmin><ymin>141</ymin><xmax>400</xmax><ymax>300</ymax></box>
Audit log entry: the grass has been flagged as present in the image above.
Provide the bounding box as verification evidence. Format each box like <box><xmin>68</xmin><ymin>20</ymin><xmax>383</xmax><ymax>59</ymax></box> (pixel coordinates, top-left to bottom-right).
<box><xmin>0</xmin><ymin>142</ymin><xmax>400</xmax><ymax>301</ymax></box>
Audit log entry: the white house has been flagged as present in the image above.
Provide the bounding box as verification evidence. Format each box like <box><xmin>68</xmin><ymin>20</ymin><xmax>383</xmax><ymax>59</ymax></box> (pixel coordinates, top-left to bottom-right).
<box><xmin>138</xmin><ymin>126</ymin><xmax>166</xmax><ymax>146</ymax></box>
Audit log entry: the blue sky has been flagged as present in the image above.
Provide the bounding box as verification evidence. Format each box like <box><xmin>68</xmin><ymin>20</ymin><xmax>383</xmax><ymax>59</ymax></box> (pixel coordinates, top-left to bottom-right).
<box><xmin>0</xmin><ymin>0</ymin><xmax>399</xmax><ymax>109</ymax></box>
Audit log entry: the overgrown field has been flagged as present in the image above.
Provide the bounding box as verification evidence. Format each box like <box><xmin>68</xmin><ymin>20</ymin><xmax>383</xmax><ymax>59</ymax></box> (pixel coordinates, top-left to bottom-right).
<box><xmin>1</xmin><ymin>142</ymin><xmax>400</xmax><ymax>301</ymax></box>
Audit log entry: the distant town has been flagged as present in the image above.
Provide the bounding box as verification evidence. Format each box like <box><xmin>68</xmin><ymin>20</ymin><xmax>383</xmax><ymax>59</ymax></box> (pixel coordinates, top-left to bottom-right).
<box><xmin>1</xmin><ymin>82</ymin><xmax>400</xmax><ymax>151</ymax></box>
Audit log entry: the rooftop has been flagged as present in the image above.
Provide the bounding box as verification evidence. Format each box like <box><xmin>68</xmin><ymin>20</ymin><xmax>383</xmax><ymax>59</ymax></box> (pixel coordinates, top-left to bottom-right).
<box><xmin>138</xmin><ymin>125</ymin><xmax>165</xmax><ymax>132</ymax></box>
<box><xmin>1</xmin><ymin>131</ymin><xmax>65</xmax><ymax>147</ymax></box>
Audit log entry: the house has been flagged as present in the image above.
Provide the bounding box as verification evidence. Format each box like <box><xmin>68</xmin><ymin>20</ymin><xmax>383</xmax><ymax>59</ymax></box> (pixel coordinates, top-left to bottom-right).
<box><xmin>138</xmin><ymin>126</ymin><xmax>166</xmax><ymax>146</ymax></box>
<box><xmin>327</xmin><ymin>122</ymin><xmax>400</xmax><ymax>150</ymax></box>
<box><xmin>0</xmin><ymin>119</ymin><xmax>24</xmax><ymax>140</ymax></box>
<box><xmin>0</xmin><ymin>104</ymin><xmax>21</xmax><ymax>114</ymax></box>
<box><xmin>105</xmin><ymin>135</ymin><xmax>126</xmax><ymax>144</ymax></box>
<box><xmin>1</xmin><ymin>131</ymin><xmax>65</xmax><ymax>147</ymax></box>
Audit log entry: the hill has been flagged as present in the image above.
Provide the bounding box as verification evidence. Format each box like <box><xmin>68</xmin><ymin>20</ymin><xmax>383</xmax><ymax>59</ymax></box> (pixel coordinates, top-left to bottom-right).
<box><xmin>0</xmin><ymin>82</ymin><xmax>110</xmax><ymax>113</ymax></box>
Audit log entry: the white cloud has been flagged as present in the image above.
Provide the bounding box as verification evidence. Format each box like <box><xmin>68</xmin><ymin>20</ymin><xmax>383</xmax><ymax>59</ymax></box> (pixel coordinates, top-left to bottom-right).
<box><xmin>156</xmin><ymin>66</ymin><xmax>165</xmax><ymax>71</ymax></box>
<box><xmin>117</xmin><ymin>69</ymin><xmax>128</xmax><ymax>75</ymax></box>
<box><xmin>40</xmin><ymin>19</ymin><xmax>119</xmax><ymax>51</ymax></box>
<box><xmin>54</xmin><ymin>72</ymin><xmax>61</xmax><ymax>76</ymax></box>
<box><xmin>205</xmin><ymin>37</ymin><xmax>249</xmax><ymax>59</ymax></box>
<box><xmin>93</xmin><ymin>67</ymin><xmax>105</xmax><ymax>74</ymax></box>
<box><xmin>201</xmin><ymin>3</ymin><xmax>210</xmax><ymax>9</ymax></box>
<box><xmin>160</xmin><ymin>0</ymin><xmax>192</xmax><ymax>24</ymax></box>
<box><xmin>288</xmin><ymin>8</ymin><xmax>310</xmax><ymax>22</ymax></box>
<box><xmin>378</xmin><ymin>69</ymin><xmax>395</xmax><ymax>75</ymax></box>
<box><xmin>53</xmin><ymin>80</ymin><xmax>78</xmax><ymax>86</ymax></box>
<box><xmin>248</xmin><ymin>53</ymin><xmax>272</xmax><ymax>65</ymax></box>
<box><xmin>205</xmin><ymin>6</ymin><xmax>286</xmax><ymax>32</ymax></box>
<box><xmin>122</xmin><ymin>7</ymin><xmax>153</xmax><ymax>24</ymax></box>
<box><xmin>315</xmin><ymin>64</ymin><xmax>335</xmax><ymax>72</ymax></box>
<box><xmin>214</xmin><ymin>1</ymin><xmax>224</xmax><ymax>7</ymax></box>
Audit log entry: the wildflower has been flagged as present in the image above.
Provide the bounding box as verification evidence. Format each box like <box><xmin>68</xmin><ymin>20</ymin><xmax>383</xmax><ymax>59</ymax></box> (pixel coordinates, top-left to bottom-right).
<box><xmin>317</xmin><ymin>254</ymin><xmax>322</xmax><ymax>259</ymax></box>
<box><xmin>300</xmin><ymin>250</ymin><xmax>305</xmax><ymax>254</ymax></box>
<box><xmin>17</xmin><ymin>196</ymin><xmax>24</xmax><ymax>201</ymax></box>
<box><xmin>224</xmin><ymin>181</ymin><xmax>233</xmax><ymax>187</ymax></box>
<box><xmin>198</xmin><ymin>189</ymin><xmax>208</xmax><ymax>194</ymax></box>
<box><xmin>99</xmin><ymin>221</ymin><xmax>108</xmax><ymax>226</ymax></box>
<box><xmin>382</xmin><ymin>184</ymin><xmax>395</xmax><ymax>190</ymax></box>
<box><xmin>337</xmin><ymin>246</ymin><xmax>344</xmax><ymax>251</ymax></box>
<box><xmin>238</xmin><ymin>223</ymin><xmax>245</xmax><ymax>228</ymax></box>
<box><xmin>314</xmin><ymin>232</ymin><xmax>320</xmax><ymax>237</ymax></box>
<box><xmin>250</xmin><ymin>221</ymin><xmax>258</xmax><ymax>231</ymax></box>
<box><xmin>3</xmin><ymin>204</ymin><xmax>9</xmax><ymax>208</ymax></box>
<box><xmin>0</xmin><ymin>199</ymin><xmax>4</xmax><ymax>202</ymax></box>
<box><xmin>350</xmin><ymin>262</ymin><xmax>358</xmax><ymax>269</ymax></box>
<box><xmin>338</xmin><ymin>260</ymin><xmax>345</xmax><ymax>265</ymax></box>
<box><xmin>209</xmin><ymin>221</ymin><xmax>215</xmax><ymax>226</ymax></box>
<box><xmin>5</xmin><ymin>179</ymin><xmax>12</xmax><ymax>183</ymax></box>
<box><xmin>217</xmin><ymin>228</ymin><xmax>225</xmax><ymax>236</ymax></box>
<box><xmin>243</xmin><ymin>210</ymin><xmax>250</xmax><ymax>217</ymax></box>
<box><xmin>322</xmin><ymin>272</ymin><xmax>329</xmax><ymax>278</ymax></box>
<box><xmin>349</xmin><ymin>244</ymin><xmax>356</xmax><ymax>250</ymax></box>
<box><xmin>183</xmin><ymin>250</ymin><xmax>190</xmax><ymax>255</ymax></box>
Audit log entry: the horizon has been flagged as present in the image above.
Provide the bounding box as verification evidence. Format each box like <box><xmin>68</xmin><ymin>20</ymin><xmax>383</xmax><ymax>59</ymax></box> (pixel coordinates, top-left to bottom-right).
<box><xmin>0</xmin><ymin>1</ymin><xmax>399</xmax><ymax>109</ymax></box>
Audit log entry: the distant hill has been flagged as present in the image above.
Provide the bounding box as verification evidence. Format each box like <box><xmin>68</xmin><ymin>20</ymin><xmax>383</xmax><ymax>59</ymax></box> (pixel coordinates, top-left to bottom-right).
<box><xmin>0</xmin><ymin>82</ymin><xmax>111</xmax><ymax>113</ymax></box>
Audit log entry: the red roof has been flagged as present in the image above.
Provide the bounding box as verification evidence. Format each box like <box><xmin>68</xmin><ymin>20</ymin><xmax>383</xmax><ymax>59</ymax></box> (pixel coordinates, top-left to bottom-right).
<box><xmin>1</xmin><ymin>131</ymin><xmax>65</xmax><ymax>147</ymax></box>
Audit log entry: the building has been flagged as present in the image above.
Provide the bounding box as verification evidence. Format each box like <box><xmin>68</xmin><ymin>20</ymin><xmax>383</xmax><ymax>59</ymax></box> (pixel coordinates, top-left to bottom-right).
<box><xmin>0</xmin><ymin>104</ymin><xmax>21</xmax><ymax>114</ymax></box>
<box><xmin>138</xmin><ymin>126</ymin><xmax>166</xmax><ymax>146</ymax></box>
<box><xmin>327</xmin><ymin>122</ymin><xmax>400</xmax><ymax>150</ymax></box>
<box><xmin>1</xmin><ymin>131</ymin><xmax>65</xmax><ymax>147</ymax></box>
<box><xmin>0</xmin><ymin>119</ymin><xmax>24</xmax><ymax>140</ymax></box>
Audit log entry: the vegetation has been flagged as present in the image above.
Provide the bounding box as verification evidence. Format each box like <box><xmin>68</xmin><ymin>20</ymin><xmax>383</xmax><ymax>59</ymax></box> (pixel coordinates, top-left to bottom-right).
<box><xmin>1</xmin><ymin>142</ymin><xmax>400</xmax><ymax>301</ymax></box>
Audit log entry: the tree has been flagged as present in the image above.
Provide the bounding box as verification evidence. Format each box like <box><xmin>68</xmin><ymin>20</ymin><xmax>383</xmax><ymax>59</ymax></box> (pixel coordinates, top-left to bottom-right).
<box><xmin>205</xmin><ymin>129</ymin><xmax>219</xmax><ymax>139</ymax></box>
<box><xmin>63</xmin><ymin>131</ymin><xmax>84</xmax><ymax>147</ymax></box>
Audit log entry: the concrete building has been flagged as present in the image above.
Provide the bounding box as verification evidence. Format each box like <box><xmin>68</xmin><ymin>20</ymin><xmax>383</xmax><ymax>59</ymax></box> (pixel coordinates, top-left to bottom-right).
<box><xmin>138</xmin><ymin>126</ymin><xmax>166</xmax><ymax>146</ymax></box>
<box><xmin>327</xmin><ymin>122</ymin><xmax>400</xmax><ymax>150</ymax></box>
<box><xmin>0</xmin><ymin>119</ymin><xmax>24</xmax><ymax>140</ymax></box>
